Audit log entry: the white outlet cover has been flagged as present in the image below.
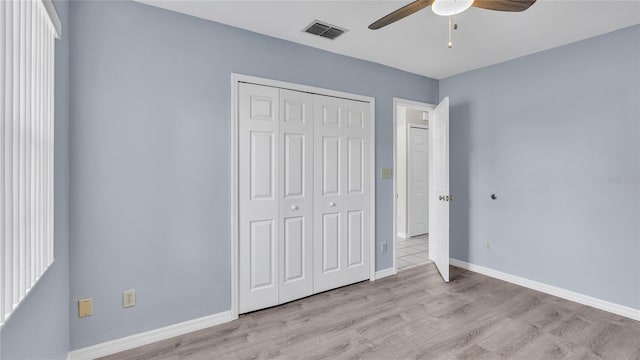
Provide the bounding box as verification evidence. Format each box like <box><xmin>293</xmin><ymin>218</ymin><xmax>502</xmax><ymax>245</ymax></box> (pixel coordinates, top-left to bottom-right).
<box><xmin>123</xmin><ymin>289</ymin><xmax>136</xmax><ymax>308</ymax></box>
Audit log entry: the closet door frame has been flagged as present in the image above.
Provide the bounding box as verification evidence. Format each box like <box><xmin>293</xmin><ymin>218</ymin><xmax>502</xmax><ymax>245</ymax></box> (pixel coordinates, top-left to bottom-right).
<box><xmin>230</xmin><ymin>74</ymin><xmax>376</xmax><ymax>319</ymax></box>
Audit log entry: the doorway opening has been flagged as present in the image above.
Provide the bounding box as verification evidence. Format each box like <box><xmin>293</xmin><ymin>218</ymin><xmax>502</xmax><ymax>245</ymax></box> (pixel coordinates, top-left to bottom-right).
<box><xmin>394</xmin><ymin>99</ymin><xmax>434</xmax><ymax>272</ymax></box>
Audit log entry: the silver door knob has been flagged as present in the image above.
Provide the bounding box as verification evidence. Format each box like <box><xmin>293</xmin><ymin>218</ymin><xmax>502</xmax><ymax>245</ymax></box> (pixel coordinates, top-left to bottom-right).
<box><xmin>329</xmin><ymin>202</ymin><xmax>336</xmax><ymax>207</ymax></box>
<box><xmin>291</xmin><ymin>205</ymin><xmax>298</xmax><ymax>210</ymax></box>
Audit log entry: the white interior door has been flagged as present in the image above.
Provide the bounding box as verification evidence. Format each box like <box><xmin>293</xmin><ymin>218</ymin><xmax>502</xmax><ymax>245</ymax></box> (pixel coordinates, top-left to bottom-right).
<box><xmin>278</xmin><ymin>89</ymin><xmax>314</xmax><ymax>303</ymax></box>
<box><xmin>313</xmin><ymin>95</ymin><xmax>370</xmax><ymax>293</ymax></box>
<box><xmin>429</xmin><ymin>97</ymin><xmax>450</xmax><ymax>282</ymax></box>
<box><xmin>408</xmin><ymin>126</ymin><xmax>429</xmax><ymax>237</ymax></box>
<box><xmin>239</xmin><ymin>83</ymin><xmax>280</xmax><ymax>312</ymax></box>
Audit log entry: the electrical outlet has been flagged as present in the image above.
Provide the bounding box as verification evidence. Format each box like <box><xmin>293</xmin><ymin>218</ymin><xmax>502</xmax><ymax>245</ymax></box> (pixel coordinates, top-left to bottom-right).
<box><xmin>78</xmin><ymin>298</ymin><xmax>93</xmax><ymax>318</ymax></box>
<box><xmin>123</xmin><ymin>289</ymin><xmax>136</xmax><ymax>308</ymax></box>
<box><xmin>382</xmin><ymin>241</ymin><xmax>388</xmax><ymax>253</ymax></box>
<box><xmin>486</xmin><ymin>242</ymin><xmax>492</xmax><ymax>252</ymax></box>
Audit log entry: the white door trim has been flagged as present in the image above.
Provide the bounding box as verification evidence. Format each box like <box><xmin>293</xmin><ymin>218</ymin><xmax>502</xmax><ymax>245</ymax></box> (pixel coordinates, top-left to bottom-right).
<box><xmin>392</xmin><ymin>98</ymin><xmax>435</xmax><ymax>276</ymax></box>
<box><xmin>231</xmin><ymin>74</ymin><xmax>376</xmax><ymax>319</ymax></box>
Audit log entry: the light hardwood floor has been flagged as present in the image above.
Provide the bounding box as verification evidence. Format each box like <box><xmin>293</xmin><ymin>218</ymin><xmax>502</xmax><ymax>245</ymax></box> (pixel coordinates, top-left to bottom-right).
<box><xmin>102</xmin><ymin>264</ymin><xmax>640</xmax><ymax>360</ymax></box>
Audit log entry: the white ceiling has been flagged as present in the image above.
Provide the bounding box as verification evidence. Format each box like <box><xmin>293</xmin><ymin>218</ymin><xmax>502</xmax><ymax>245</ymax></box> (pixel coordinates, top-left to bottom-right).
<box><xmin>137</xmin><ymin>0</ymin><xmax>640</xmax><ymax>79</ymax></box>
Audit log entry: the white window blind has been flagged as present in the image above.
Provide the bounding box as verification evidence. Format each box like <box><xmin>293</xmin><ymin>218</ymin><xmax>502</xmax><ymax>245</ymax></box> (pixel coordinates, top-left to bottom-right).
<box><xmin>1</xmin><ymin>0</ymin><xmax>60</xmax><ymax>326</ymax></box>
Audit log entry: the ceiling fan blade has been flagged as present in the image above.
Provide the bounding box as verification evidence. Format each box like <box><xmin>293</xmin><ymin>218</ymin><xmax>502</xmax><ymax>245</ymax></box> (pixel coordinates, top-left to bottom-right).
<box><xmin>472</xmin><ymin>0</ymin><xmax>536</xmax><ymax>12</ymax></box>
<box><xmin>368</xmin><ymin>0</ymin><xmax>435</xmax><ymax>30</ymax></box>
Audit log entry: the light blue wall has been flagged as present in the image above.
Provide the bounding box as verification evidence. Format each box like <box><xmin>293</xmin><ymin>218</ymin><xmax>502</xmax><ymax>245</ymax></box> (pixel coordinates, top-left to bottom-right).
<box><xmin>441</xmin><ymin>25</ymin><xmax>640</xmax><ymax>310</ymax></box>
<box><xmin>0</xmin><ymin>1</ymin><xmax>71</xmax><ymax>359</ymax></box>
<box><xmin>3</xmin><ymin>1</ymin><xmax>635</xmax><ymax>356</ymax></box>
<box><xmin>68</xmin><ymin>0</ymin><xmax>438</xmax><ymax>349</ymax></box>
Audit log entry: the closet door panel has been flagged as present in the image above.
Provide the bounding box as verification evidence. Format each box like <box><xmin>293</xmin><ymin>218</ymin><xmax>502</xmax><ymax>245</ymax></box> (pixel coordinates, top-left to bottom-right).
<box><xmin>239</xmin><ymin>83</ymin><xmax>280</xmax><ymax>313</ymax></box>
<box><xmin>314</xmin><ymin>96</ymin><xmax>370</xmax><ymax>293</ymax></box>
<box><xmin>279</xmin><ymin>89</ymin><xmax>314</xmax><ymax>303</ymax></box>
<box><xmin>347</xmin><ymin>210</ymin><xmax>364</xmax><ymax>267</ymax></box>
<box><xmin>313</xmin><ymin>95</ymin><xmax>347</xmax><ymax>292</ymax></box>
<box><xmin>322</xmin><ymin>136</ymin><xmax>341</xmax><ymax>196</ymax></box>
<box><xmin>322</xmin><ymin>212</ymin><xmax>341</xmax><ymax>272</ymax></box>
<box><xmin>342</xmin><ymin>100</ymin><xmax>370</xmax><ymax>280</ymax></box>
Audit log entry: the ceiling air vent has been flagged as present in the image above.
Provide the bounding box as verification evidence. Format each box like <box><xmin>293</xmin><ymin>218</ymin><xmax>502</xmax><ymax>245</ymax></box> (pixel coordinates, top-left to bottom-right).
<box><xmin>303</xmin><ymin>20</ymin><xmax>347</xmax><ymax>40</ymax></box>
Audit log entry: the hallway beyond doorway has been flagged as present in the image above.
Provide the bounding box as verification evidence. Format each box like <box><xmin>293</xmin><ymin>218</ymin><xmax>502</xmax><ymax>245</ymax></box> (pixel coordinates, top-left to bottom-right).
<box><xmin>397</xmin><ymin>234</ymin><xmax>430</xmax><ymax>271</ymax></box>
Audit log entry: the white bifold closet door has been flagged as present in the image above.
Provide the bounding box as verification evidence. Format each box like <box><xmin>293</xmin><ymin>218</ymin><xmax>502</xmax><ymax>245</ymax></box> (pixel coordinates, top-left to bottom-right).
<box><xmin>239</xmin><ymin>83</ymin><xmax>279</xmax><ymax>313</ymax></box>
<box><xmin>239</xmin><ymin>84</ymin><xmax>370</xmax><ymax>313</ymax></box>
<box><xmin>278</xmin><ymin>89</ymin><xmax>314</xmax><ymax>303</ymax></box>
<box><xmin>238</xmin><ymin>84</ymin><xmax>314</xmax><ymax>313</ymax></box>
<box><xmin>313</xmin><ymin>95</ymin><xmax>370</xmax><ymax>293</ymax></box>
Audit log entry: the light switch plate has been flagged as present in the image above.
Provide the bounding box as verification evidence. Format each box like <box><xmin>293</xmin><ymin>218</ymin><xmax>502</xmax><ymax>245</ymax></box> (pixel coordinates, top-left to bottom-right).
<box><xmin>78</xmin><ymin>298</ymin><xmax>93</xmax><ymax>318</ymax></box>
<box><xmin>381</xmin><ymin>168</ymin><xmax>393</xmax><ymax>179</ymax></box>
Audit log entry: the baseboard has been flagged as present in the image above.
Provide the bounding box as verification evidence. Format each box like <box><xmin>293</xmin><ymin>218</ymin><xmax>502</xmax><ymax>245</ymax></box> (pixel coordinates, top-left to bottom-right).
<box><xmin>450</xmin><ymin>259</ymin><xmax>640</xmax><ymax>321</ymax></box>
<box><xmin>67</xmin><ymin>310</ymin><xmax>235</xmax><ymax>360</ymax></box>
<box><xmin>375</xmin><ymin>267</ymin><xmax>397</xmax><ymax>280</ymax></box>
<box><xmin>397</xmin><ymin>232</ymin><xmax>408</xmax><ymax>239</ymax></box>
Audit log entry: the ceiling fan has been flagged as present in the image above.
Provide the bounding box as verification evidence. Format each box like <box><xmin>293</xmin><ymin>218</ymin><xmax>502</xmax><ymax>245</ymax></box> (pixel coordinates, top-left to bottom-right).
<box><xmin>369</xmin><ymin>0</ymin><xmax>537</xmax><ymax>47</ymax></box>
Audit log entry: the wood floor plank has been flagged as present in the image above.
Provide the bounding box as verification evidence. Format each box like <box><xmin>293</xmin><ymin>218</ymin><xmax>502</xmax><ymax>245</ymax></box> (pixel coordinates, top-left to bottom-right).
<box><xmin>101</xmin><ymin>264</ymin><xmax>640</xmax><ymax>360</ymax></box>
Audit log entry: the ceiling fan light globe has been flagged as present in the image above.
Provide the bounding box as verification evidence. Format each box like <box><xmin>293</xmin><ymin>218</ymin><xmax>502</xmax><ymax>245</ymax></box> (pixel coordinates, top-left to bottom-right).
<box><xmin>432</xmin><ymin>0</ymin><xmax>474</xmax><ymax>16</ymax></box>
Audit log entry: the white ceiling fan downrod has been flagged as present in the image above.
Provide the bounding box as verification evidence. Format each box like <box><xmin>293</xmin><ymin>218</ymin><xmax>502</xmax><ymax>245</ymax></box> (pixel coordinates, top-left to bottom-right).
<box><xmin>442</xmin><ymin>0</ymin><xmax>463</xmax><ymax>48</ymax></box>
<box><xmin>448</xmin><ymin>15</ymin><xmax>453</xmax><ymax>48</ymax></box>
<box><xmin>448</xmin><ymin>14</ymin><xmax>459</xmax><ymax>48</ymax></box>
